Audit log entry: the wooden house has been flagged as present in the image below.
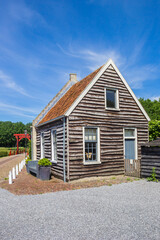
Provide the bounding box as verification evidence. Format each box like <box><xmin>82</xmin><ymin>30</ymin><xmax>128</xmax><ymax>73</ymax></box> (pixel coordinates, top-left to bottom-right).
<box><xmin>32</xmin><ymin>59</ymin><xmax>150</xmax><ymax>181</ymax></box>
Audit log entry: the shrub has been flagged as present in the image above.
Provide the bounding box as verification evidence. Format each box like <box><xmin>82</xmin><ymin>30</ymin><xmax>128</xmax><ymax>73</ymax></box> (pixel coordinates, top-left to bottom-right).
<box><xmin>38</xmin><ymin>158</ymin><xmax>52</xmax><ymax>167</ymax></box>
<box><xmin>147</xmin><ymin>168</ymin><xmax>158</xmax><ymax>182</ymax></box>
<box><xmin>25</xmin><ymin>158</ymin><xmax>32</xmax><ymax>164</ymax></box>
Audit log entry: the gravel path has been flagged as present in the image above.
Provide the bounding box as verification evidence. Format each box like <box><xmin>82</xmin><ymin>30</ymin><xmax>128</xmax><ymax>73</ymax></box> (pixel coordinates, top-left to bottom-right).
<box><xmin>0</xmin><ymin>180</ymin><xmax>160</xmax><ymax>240</ymax></box>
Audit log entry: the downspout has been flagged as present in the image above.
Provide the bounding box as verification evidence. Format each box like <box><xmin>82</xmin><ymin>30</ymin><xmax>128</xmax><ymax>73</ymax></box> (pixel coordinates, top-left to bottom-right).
<box><xmin>63</xmin><ymin>117</ymin><xmax>66</xmax><ymax>182</ymax></box>
<box><xmin>30</xmin><ymin>126</ymin><xmax>33</xmax><ymax>160</ymax></box>
<box><xmin>67</xmin><ymin>117</ymin><xmax>70</xmax><ymax>181</ymax></box>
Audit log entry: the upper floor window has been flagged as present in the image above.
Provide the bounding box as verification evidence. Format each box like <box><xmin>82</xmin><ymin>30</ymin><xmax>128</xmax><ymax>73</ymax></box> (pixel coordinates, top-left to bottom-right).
<box><xmin>51</xmin><ymin>130</ymin><xmax>57</xmax><ymax>163</ymax></box>
<box><xmin>105</xmin><ymin>88</ymin><xmax>119</xmax><ymax>110</ymax></box>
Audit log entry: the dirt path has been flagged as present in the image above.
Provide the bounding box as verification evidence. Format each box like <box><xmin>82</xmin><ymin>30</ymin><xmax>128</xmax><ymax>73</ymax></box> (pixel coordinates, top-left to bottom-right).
<box><xmin>0</xmin><ymin>154</ymin><xmax>25</xmax><ymax>181</ymax></box>
<box><xmin>0</xmin><ymin>168</ymin><xmax>138</xmax><ymax>195</ymax></box>
<box><xmin>0</xmin><ymin>155</ymin><xmax>24</xmax><ymax>166</ymax></box>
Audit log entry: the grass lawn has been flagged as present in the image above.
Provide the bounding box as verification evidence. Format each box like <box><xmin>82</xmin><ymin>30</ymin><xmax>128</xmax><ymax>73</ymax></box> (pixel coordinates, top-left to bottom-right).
<box><xmin>0</xmin><ymin>147</ymin><xmax>25</xmax><ymax>158</ymax></box>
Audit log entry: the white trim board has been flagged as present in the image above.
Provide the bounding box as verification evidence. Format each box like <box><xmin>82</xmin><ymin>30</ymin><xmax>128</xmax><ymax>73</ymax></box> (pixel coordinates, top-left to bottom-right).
<box><xmin>65</xmin><ymin>59</ymin><xmax>150</xmax><ymax>121</ymax></box>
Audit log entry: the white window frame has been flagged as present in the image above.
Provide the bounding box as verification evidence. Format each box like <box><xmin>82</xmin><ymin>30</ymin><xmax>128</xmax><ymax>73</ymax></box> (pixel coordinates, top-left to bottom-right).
<box><xmin>51</xmin><ymin>129</ymin><xmax>57</xmax><ymax>163</ymax></box>
<box><xmin>104</xmin><ymin>87</ymin><xmax>119</xmax><ymax>111</ymax></box>
<box><xmin>83</xmin><ymin>127</ymin><xmax>101</xmax><ymax>165</ymax></box>
<box><xmin>123</xmin><ymin>128</ymin><xmax>138</xmax><ymax>160</ymax></box>
<box><xmin>40</xmin><ymin>132</ymin><xmax>44</xmax><ymax>159</ymax></box>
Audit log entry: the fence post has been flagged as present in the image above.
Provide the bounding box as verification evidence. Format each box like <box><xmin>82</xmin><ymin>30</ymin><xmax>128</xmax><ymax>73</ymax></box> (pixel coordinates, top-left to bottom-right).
<box><xmin>9</xmin><ymin>171</ymin><xmax>12</xmax><ymax>184</ymax></box>
<box><xmin>19</xmin><ymin>163</ymin><xmax>21</xmax><ymax>172</ymax></box>
<box><xmin>16</xmin><ymin>165</ymin><xmax>18</xmax><ymax>175</ymax></box>
<box><xmin>12</xmin><ymin>167</ymin><xmax>16</xmax><ymax>180</ymax></box>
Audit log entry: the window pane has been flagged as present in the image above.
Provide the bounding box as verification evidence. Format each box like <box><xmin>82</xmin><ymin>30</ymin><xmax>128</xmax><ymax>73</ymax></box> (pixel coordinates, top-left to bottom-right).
<box><xmin>125</xmin><ymin>129</ymin><xmax>135</xmax><ymax>137</ymax></box>
<box><xmin>85</xmin><ymin>142</ymin><xmax>97</xmax><ymax>161</ymax></box>
<box><xmin>89</xmin><ymin>129</ymin><xmax>92</xmax><ymax>141</ymax></box>
<box><xmin>53</xmin><ymin>131</ymin><xmax>57</xmax><ymax>142</ymax></box>
<box><xmin>106</xmin><ymin>89</ymin><xmax>116</xmax><ymax>108</ymax></box>
<box><xmin>92</xmin><ymin>129</ymin><xmax>97</xmax><ymax>141</ymax></box>
<box><xmin>54</xmin><ymin>143</ymin><xmax>57</xmax><ymax>160</ymax></box>
<box><xmin>85</xmin><ymin>128</ymin><xmax>88</xmax><ymax>141</ymax></box>
<box><xmin>125</xmin><ymin>139</ymin><xmax>135</xmax><ymax>159</ymax></box>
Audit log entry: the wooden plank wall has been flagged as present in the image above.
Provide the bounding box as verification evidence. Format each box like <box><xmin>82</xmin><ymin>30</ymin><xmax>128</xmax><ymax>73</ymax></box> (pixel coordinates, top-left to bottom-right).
<box><xmin>68</xmin><ymin>64</ymin><xmax>149</xmax><ymax>180</ymax></box>
<box><xmin>141</xmin><ymin>146</ymin><xmax>160</xmax><ymax>178</ymax></box>
<box><xmin>36</xmin><ymin>119</ymin><xmax>67</xmax><ymax>179</ymax></box>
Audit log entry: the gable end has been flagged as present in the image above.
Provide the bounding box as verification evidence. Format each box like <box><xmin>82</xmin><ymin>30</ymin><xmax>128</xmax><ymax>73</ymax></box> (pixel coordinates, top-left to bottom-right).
<box><xmin>65</xmin><ymin>59</ymin><xmax>150</xmax><ymax>122</ymax></box>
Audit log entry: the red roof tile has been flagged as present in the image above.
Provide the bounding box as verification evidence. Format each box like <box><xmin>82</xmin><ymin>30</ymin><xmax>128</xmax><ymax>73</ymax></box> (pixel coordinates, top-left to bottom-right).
<box><xmin>39</xmin><ymin>66</ymin><xmax>103</xmax><ymax>125</ymax></box>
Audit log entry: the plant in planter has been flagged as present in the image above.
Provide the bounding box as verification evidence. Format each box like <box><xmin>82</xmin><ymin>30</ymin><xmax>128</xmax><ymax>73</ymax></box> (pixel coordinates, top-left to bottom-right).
<box><xmin>38</xmin><ymin>158</ymin><xmax>52</xmax><ymax>180</ymax></box>
<box><xmin>25</xmin><ymin>157</ymin><xmax>32</xmax><ymax>173</ymax></box>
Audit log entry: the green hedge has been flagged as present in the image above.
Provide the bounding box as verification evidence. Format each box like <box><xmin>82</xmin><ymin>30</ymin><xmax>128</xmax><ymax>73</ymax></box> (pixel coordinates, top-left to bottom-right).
<box><xmin>0</xmin><ymin>150</ymin><xmax>8</xmax><ymax>158</ymax></box>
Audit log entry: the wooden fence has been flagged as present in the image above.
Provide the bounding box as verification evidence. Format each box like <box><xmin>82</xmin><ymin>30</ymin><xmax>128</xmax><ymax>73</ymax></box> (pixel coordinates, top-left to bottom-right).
<box><xmin>141</xmin><ymin>146</ymin><xmax>160</xmax><ymax>178</ymax></box>
<box><xmin>124</xmin><ymin>159</ymin><xmax>140</xmax><ymax>177</ymax></box>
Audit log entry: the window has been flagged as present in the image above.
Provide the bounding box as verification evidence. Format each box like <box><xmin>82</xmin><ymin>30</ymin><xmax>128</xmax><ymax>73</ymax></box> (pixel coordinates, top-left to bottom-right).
<box><xmin>105</xmin><ymin>88</ymin><xmax>119</xmax><ymax>110</ymax></box>
<box><xmin>124</xmin><ymin>128</ymin><xmax>137</xmax><ymax>160</ymax></box>
<box><xmin>51</xmin><ymin>130</ymin><xmax>57</xmax><ymax>162</ymax></box>
<box><xmin>83</xmin><ymin>127</ymin><xmax>100</xmax><ymax>164</ymax></box>
<box><xmin>41</xmin><ymin>132</ymin><xmax>44</xmax><ymax>159</ymax></box>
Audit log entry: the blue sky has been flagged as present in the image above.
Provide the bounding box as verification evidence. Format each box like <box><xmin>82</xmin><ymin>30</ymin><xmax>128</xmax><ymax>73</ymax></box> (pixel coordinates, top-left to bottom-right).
<box><xmin>0</xmin><ymin>0</ymin><xmax>160</xmax><ymax>123</ymax></box>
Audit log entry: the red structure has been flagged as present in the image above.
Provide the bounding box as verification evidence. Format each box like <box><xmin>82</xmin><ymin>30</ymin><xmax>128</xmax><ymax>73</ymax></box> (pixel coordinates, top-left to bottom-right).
<box><xmin>14</xmin><ymin>134</ymin><xmax>31</xmax><ymax>153</ymax></box>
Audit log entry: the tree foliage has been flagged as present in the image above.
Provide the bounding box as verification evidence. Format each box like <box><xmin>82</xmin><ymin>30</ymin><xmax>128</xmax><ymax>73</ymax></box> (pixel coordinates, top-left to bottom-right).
<box><xmin>139</xmin><ymin>98</ymin><xmax>160</xmax><ymax>141</ymax></box>
<box><xmin>139</xmin><ymin>98</ymin><xmax>160</xmax><ymax>120</ymax></box>
<box><xmin>149</xmin><ymin>120</ymin><xmax>160</xmax><ymax>141</ymax></box>
<box><xmin>0</xmin><ymin>121</ymin><xmax>32</xmax><ymax>147</ymax></box>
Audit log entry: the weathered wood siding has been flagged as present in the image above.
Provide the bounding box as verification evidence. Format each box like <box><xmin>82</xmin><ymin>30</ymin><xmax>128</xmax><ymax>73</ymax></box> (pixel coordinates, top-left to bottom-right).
<box><xmin>36</xmin><ymin>119</ymin><xmax>67</xmax><ymax>179</ymax></box>
<box><xmin>68</xmin><ymin>64</ymin><xmax>149</xmax><ymax>180</ymax></box>
<box><xmin>141</xmin><ymin>146</ymin><xmax>160</xmax><ymax>178</ymax></box>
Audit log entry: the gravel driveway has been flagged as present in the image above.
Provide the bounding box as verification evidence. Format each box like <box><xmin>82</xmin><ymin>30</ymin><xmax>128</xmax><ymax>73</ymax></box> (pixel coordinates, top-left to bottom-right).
<box><xmin>0</xmin><ymin>180</ymin><xmax>160</xmax><ymax>240</ymax></box>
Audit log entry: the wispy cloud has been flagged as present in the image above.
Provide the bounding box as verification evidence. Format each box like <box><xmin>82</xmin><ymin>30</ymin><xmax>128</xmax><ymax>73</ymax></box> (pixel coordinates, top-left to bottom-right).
<box><xmin>57</xmin><ymin>44</ymin><xmax>125</xmax><ymax>70</ymax></box>
<box><xmin>150</xmin><ymin>96</ymin><xmax>160</xmax><ymax>101</ymax></box>
<box><xmin>58</xmin><ymin>44</ymin><xmax>160</xmax><ymax>89</ymax></box>
<box><xmin>0</xmin><ymin>70</ymin><xmax>30</xmax><ymax>96</ymax></box>
<box><xmin>124</xmin><ymin>64</ymin><xmax>160</xmax><ymax>89</ymax></box>
<box><xmin>0</xmin><ymin>102</ymin><xmax>41</xmax><ymax>119</ymax></box>
<box><xmin>8</xmin><ymin>0</ymin><xmax>46</xmax><ymax>26</ymax></box>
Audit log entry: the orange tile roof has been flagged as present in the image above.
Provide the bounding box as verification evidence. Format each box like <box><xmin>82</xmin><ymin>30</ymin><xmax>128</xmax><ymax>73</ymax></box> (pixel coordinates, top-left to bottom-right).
<box><xmin>39</xmin><ymin>65</ymin><xmax>103</xmax><ymax>125</ymax></box>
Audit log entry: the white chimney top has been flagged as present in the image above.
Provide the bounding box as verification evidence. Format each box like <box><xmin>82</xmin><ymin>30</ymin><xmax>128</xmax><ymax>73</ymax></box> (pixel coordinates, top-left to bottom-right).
<box><xmin>69</xmin><ymin>73</ymin><xmax>77</xmax><ymax>83</ymax></box>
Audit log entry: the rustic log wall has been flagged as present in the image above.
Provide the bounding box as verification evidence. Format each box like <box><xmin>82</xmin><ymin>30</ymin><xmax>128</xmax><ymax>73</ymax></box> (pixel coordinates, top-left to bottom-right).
<box><xmin>141</xmin><ymin>146</ymin><xmax>160</xmax><ymax>178</ymax></box>
<box><xmin>36</xmin><ymin>119</ymin><xmax>67</xmax><ymax>179</ymax></box>
<box><xmin>68</xmin><ymin>64</ymin><xmax>149</xmax><ymax>180</ymax></box>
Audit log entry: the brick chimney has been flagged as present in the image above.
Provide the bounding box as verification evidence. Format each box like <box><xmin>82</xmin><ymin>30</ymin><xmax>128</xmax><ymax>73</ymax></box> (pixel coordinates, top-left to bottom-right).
<box><xmin>69</xmin><ymin>73</ymin><xmax>77</xmax><ymax>83</ymax></box>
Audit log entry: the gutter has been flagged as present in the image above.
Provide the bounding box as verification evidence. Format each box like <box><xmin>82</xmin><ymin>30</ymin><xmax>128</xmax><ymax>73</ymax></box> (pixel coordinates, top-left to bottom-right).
<box><xmin>63</xmin><ymin>117</ymin><xmax>66</xmax><ymax>182</ymax></box>
<box><xmin>35</xmin><ymin>115</ymin><xmax>65</xmax><ymax>128</ymax></box>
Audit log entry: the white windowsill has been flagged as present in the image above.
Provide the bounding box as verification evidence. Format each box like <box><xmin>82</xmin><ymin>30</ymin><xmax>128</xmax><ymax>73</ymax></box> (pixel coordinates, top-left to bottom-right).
<box><xmin>51</xmin><ymin>160</ymin><xmax>57</xmax><ymax>164</ymax></box>
<box><xmin>105</xmin><ymin>108</ymin><xmax>120</xmax><ymax>111</ymax></box>
<box><xmin>83</xmin><ymin>161</ymin><xmax>101</xmax><ymax>165</ymax></box>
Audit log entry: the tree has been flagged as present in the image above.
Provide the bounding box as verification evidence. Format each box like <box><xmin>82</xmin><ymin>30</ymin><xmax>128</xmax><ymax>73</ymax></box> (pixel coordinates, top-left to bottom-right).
<box><xmin>139</xmin><ymin>98</ymin><xmax>160</xmax><ymax>141</ymax></box>
<box><xmin>149</xmin><ymin>120</ymin><xmax>160</xmax><ymax>141</ymax></box>
<box><xmin>139</xmin><ymin>98</ymin><xmax>160</xmax><ymax>120</ymax></box>
<box><xmin>0</xmin><ymin>121</ymin><xmax>32</xmax><ymax>147</ymax></box>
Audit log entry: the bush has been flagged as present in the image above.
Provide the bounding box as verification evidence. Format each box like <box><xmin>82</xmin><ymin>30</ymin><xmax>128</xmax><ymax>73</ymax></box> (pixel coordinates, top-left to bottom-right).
<box><xmin>147</xmin><ymin>168</ymin><xmax>158</xmax><ymax>182</ymax></box>
<box><xmin>0</xmin><ymin>150</ymin><xmax>8</xmax><ymax>158</ymax></box>
<box><xmin>28</xmin><ymin>140</ymin><xmax>31</xmax><ymax>159</ymax></box>
<box><xmin>25</xmin><ymin>157</ymin><xmax>32</xmax><ymax>165</ymax></box>
<box><xmin>38</xmin><ymin>158</ymin><xmax>52</xmax><ymax>167</ymax></box>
